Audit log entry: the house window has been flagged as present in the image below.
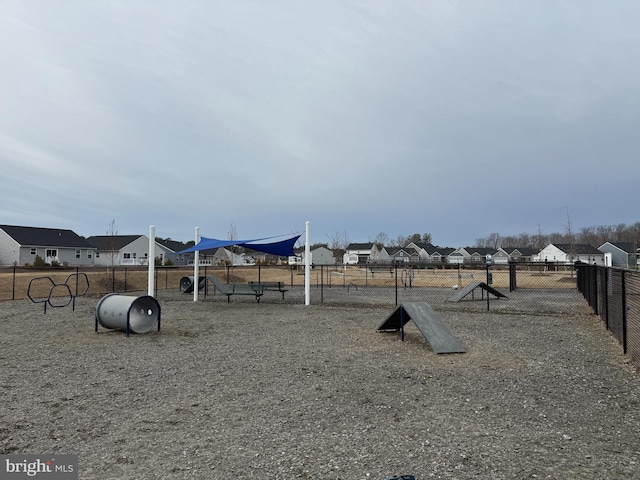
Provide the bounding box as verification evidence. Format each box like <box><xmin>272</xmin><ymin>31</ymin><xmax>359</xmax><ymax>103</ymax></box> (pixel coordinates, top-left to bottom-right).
<box><xmin>46</xmin><ymin>249</ymin><xmax>57</xmax><ymax>258</ymax></box>
<box><xmin>76</xmin><ymin>249</ymin><xmax>81</xmax><ymax>259</ymax></box>
<box><xmin>88</xmin><ymin>251</ymin><xmax>92</xmax><ymax>259</ymax></box>
<box><xmin>96</xmin><ymin>252</ymin><xmax>100</xmax><ymax>258</ymax></box>
<box><xmin>133</xmin><ymin>252</ymin><xmax>137</xmax><ymax>259</ymax></box>
<box><xmin>123</xmin><ymin>253</ymin><xmax>131</xmax><ymax>259</ymax></box>
<box><xmin>30</xmin><ymin>248</ymin><xmax>36</xmax><ymax>255</ymax></box>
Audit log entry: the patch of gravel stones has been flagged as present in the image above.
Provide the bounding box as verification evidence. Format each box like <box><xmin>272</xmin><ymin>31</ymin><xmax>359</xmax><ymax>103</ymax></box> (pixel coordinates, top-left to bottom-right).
<box><xmin>1</xmin><ymin>287</ymin><xmax>640</xmax><ymax>479</ymax></box>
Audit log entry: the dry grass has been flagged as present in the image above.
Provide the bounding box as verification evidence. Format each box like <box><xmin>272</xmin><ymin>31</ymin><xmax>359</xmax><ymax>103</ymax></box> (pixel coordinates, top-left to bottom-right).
<box><xmin>0</xmin><ymin>264</ymin><xmax>576</xmax><ymax>302</ymax></box>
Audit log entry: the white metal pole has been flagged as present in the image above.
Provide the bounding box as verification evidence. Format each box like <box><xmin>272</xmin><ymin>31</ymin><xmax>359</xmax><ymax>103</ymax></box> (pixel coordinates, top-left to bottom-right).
<box><xmin>148</xmin><ymin>225</ymin><xmax>156</xmax><ymax>296</ymax></box>
<box><xmin>193</xmin><ymin>226</ymin><xmax>200</xmax><ymax>302</ymax></box>
<box><xmin>305</xmin><ymin>221</ymin><xmax>310</xmax><ymax>305</ymax></box>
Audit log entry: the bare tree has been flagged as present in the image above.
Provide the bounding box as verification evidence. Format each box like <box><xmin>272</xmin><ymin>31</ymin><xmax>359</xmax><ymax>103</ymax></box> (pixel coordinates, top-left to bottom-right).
<box><xmin>395</xmin><ymin>234</ymin><xmax>409</xmax><ymax>247</ymax></box>
<box><xmin>105</xmin><ymin>219</ymin><xmax>119</xmax><ymax>269</ymax></box>
<box><xmin>228</xmin><ymin>223</ymin><xmax>238</xmax><ymax>254</ymax></box>
<box><xmin>105</xmin><ymin>219</ymin><xmax>119</xmax><ymax>292</ymax></box>
<box><xmin>486</xmin><ymin>232</ymin><xmax>502</xmax><ymax>249</ymax></box>
<box><xmin>326</xmin><ymin>230</ymin><xmax>348</xmax><ymax>251</ymax></box>
<box><xmin>373</xmin><ymin>232</ymin><xmax>389</xmax><ymax>249</ymax></box>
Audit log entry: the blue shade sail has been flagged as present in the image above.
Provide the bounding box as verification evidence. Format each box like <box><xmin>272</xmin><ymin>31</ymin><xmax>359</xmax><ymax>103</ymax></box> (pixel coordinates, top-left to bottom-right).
<box><xmin>177</xmin><ymin>233</ymin><xmax>302</xmax><ymax>257</ymax></box>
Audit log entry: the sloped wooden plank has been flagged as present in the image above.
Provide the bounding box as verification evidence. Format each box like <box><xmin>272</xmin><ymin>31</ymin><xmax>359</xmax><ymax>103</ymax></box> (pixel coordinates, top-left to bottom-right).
<box><xmin>377</xmin><ymin>302</ymin><xmax>465</xmax><ymax>354</ymax></box>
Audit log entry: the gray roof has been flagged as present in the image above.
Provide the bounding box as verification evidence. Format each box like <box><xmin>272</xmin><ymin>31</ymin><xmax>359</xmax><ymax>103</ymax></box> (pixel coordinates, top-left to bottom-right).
<box><xmin>501</xmin><ymin>247</ymin><xmax>538</xmax><ymax>256</ymax></box>
<box><xmin>553</xmin><ymin>243</ymin><xmax>602</xmax><ymax>255</ymax></box>
<box><xmin>601</xmin><ymin>242</ymin><xmax>637</xmax><ymax>253</ymax></box>
<box><xmin>0</xmin><ymin>224</ymin><xmax>92</xmax><ymax>248</ymax></box>
<box><xmin>86</xmin><ymin>235</ymin><xmax>142</xmax><ymax>250</ymax></box>
<box><xmin>157</xmin><ymin>238</ymin><xmax>190</xmax><ymax>253</ymax></box>
<box><xmin>346</xmin><ymin>242</ymin><xmax>374</xmax><ymax>250</ymax></box>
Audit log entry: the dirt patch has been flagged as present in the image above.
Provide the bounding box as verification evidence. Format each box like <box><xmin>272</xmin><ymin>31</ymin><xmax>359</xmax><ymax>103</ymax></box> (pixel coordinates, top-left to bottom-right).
<box><xmin>1</xmin><ymin>290</ymin><xmax>639</xmax><ymax>479</ymax></box>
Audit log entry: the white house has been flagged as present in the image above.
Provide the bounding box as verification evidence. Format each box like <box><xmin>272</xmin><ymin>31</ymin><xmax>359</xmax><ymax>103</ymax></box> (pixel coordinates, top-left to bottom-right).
<box><xmin>343</xmin><ymin>243</ymin><xmax>379</xmax><ymax>264</ymax></box>
<box><xmin>447</xmin><ymin>250</ymin><xmax>466</xmax><ymax>265</ymax></box>
<box><xmin>0</xmin><ymin>224</ymin><xmax>96</xmax><ymax>267</ymax></box>
<box><xmin>532</xmin><ymin>243</ymin><xmax>605</xmax><ymax>265</ymax></box>
<box><xmin>87</xmin><ymin>235</ymin><xmax>174</xmax><ymax>266</ymax></box>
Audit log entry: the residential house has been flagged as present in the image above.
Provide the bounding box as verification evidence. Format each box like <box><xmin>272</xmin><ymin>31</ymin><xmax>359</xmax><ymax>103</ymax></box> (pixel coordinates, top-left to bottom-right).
<box><xmin>156</xmin><ymin>238</ymin><xmax>192</xmax><ymax>266</ymax></box>
<box><xmin>405</xmin><ymin>242</ymin><xmax>436</xmax><ymax>262</ymax></box>
<box><xmin>288</xmin><ymin>247</ymin><xmax>337</xmax><ymax>266</ymax></box>
<box><xmin>401</xmin><ymin>242</ymin><xmax>455</xmax><ymax>265</ymax></box>
<box><xmin>0</xmin><ymin>224</ymin><xmax>96</xmax><ymax>267</ymax></box>
<box><xmin>450</xmin><ymin>247</ymin><xmax>494</xmax><ymax>264</ymax></box>
<box><xmin>493</xmin><ymin>247</ymin><xmax>538</xmax><ymax>264</ymax></box>
<box><xmin>426</xmin><ymin>246</ymin><xmax>455</xmax><ymax>264</ymax></box>
<box><xmin>377</xmin><ymin>246</ymin><xmax>419</xmax><ymax>264</ymax></box>
<box><xmin>532</xmin><ymin>243</ymin><xmax>605</xmax><ymax>265</ymax></box>
<box><xmin>466</xmin><ymin>247</ymin><xmax>498</xmax><ymax>264</ymax></box>
<box><xmin>210</xmin><ymin>247</ymin><xmax>248</xmax><ymax>266</ymax></box>
<box><xmin>447</xmin><ymin>250</ymin><xmax>466</xmax><ymax>265</ymax></box>
<box><xmin>343</xmin><ymin>243</ymin><xmax>379</xmax><ymax>264</ymax></box>
<box><xmin>598</xmin><ymin>242</ymin><xmax>639</xmax><ymax>268</ymax></box>
<box><xmin>311</xmin><ymin>246</ymin><xmax>336</xmax><ymax>265</ymax></box>
<box><xmin>87</xmin><ymin>235</ymin><xmax>174</xmax><ymax>266</ymax></box>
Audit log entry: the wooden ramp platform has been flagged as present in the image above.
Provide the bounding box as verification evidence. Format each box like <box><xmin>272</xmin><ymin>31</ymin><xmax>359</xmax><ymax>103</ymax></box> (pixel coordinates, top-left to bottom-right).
<box><xmin>377</xmin><ymin>302</ymin><xmax>465</xmax><ymax>354</ymax></box>
<box><xmin>448</xmin><ymin>281</ymin><xmax>508</xmax><ymax>303</ymax></box>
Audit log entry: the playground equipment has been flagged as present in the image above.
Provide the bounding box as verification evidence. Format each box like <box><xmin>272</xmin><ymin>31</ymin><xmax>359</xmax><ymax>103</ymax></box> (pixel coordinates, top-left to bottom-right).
<box><xmin>27</xmin><ymin>272</ymin><xmax>90</xmax><ymax>313</ymax></box>
<box><xmin>179</xmin><ymin>276</ymin><xmax>206</xmax><ymax>294</ymax></box>
<box><xmin>378</xmin><ymin>302</ymin><xmax>465</xmax><ymax>354</ymax></box>
<box><xmin>95</xmin><ymin>294</ymin><xmax>161</xmax><ymax>336</ymax></box>
<box><xmin>448</xmin><ymin>281</ymin><xmax>508</xmax><ymax>302</ymax></box>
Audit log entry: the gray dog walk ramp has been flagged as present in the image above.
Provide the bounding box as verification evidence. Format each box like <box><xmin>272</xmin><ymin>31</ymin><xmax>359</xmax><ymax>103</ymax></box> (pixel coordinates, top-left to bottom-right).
<box><xmin>448</xmin><ymin>280</ymin><xmax>508</xmax><ymax>302</ymax></box>
<box><xmin>377</xmin><ymin>302</ymin><xmax>465</xmax><ymax>354</ymax></box>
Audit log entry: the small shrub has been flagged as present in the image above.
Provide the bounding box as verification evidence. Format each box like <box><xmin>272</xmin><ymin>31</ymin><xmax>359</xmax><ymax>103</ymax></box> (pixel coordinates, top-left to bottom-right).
<box><xmin>33</xmin><ymin>255</ymin><xmax>46</xmax><ymax>267</ymax></box>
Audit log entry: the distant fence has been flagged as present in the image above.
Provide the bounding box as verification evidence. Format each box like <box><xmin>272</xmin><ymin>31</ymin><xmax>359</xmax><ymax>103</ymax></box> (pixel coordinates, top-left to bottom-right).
<box><xmin>577</xmin><ymin>265</ymin><xmax>640</xmax><ymax>368</ymax></box>
<box><xmin>0</xmin><ymin>262</ymin><xmax>578</xmax><ymax>302</ymax></box>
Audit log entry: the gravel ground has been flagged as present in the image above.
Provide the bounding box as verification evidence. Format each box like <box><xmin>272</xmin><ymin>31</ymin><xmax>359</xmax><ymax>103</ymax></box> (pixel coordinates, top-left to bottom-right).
<box><xmin>1</xmin><ymin>287</ymin><xmax>639</xmax><ymax>479</ymax></box>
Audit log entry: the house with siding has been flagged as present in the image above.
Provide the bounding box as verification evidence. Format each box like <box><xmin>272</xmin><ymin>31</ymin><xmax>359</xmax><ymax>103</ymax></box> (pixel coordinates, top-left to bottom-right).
<box><xmin>494</xmin><ymin>247</ymin><xmax>538</xmax><ymax>264</ymax></box>
<box><xmin>0</xmin><ymin>224</ymin><xmax>95</xmax><ymax>267</ymax></box>
<box><xmin>86</xmin><ymin>235</ymin><xmax>174</xmax><ymax>266</ymax></box>
<box><xmin>311</xmin><ymin>246</ymin><xmax>337</xmax><ymax>265</ymax></box>
<box><xmin>466</xmin><ymin>247</ymin><xmax>498</xmax><ymax>264</ymax></box>
<box><xmin>405</xmin><ymin>242</ymin><xmax>455</xmax><ymax>264</ymax></box>
<box><xmin>598</xmin><ymin>242</ymin><xmax>639</xmax><ymax>268</ymax></box>
<box><xmin>343</xmin><ymin>243</ymin><xmax>379</xmax><ymax>264</ymax></box>
<box><xmin>156</xmin><ymin>239</ymin><xmax>192</xmax><ymax>266</ymax></box>
<box><xmin>405</xmin><ymin>242</ymin><xmax>435</xmax><ymax>262</ymax></box>
<box><xmin>532</xmin><ymin>243</ymin><xmax>605</xmax><ymax>265</ymax></box>
<box><xmin>377</xmin><ymin>247</ymin><xmax>417</xmax><ymax>264</ymax></box>
<box><xmin>288</xmin><ymin>247</ymin><xmax>337</xmax><ymax>266</ymax></box>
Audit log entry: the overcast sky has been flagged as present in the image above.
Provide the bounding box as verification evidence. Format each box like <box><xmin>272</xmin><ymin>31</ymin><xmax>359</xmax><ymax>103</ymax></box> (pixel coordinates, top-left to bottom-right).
<box><xmin>1</xmin><ymin>1</ymin><xmax>638</xmax><ymax>247</ymax></box>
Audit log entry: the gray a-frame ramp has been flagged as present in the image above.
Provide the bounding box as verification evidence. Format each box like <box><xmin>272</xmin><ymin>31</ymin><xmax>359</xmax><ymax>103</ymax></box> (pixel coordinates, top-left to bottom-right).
<box><xmin>377</xmin><ymin>302</ymin><xmax>465</xmax><ymax>354</ymax></box>
<box><xmin>448</xmin><ymin>281</ymin><xmax>508</xmax><ymax>303</ymax></box>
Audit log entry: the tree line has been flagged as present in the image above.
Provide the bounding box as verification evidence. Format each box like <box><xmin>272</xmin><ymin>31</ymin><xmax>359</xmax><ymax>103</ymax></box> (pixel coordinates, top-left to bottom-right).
<box><xmin>475</xmin><ymin>222</ymin><xmax>640</xmax><ymax>250</ymax></box>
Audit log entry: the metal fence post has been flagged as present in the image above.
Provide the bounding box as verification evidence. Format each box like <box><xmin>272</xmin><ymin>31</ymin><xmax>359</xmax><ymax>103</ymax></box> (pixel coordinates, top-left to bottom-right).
<box><xmin>622</xmin><ymin>269</ymin><xmax>627</xmax><ymax>354</ymax></box>
<box><xmin>395</xmin><ymin>265</ymin><xmax>398</xmax><ymax>306</ymax></box>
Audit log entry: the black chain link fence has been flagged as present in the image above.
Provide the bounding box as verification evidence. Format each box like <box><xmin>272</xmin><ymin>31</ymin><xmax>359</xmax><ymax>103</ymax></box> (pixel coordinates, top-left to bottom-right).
<box><xmin>577</xmin><ymin>264</ymin><xmax>640</xmax><ymax>369</ymax></box>
<box><xmin>5</xmin><ymin>262</ymin><xmax>638</xmax><ymax>369</ymax></box>
<box><xmin>2</xmin><ymin>262</ymin><xmax>583</xmax><ymax>314</ymax></box>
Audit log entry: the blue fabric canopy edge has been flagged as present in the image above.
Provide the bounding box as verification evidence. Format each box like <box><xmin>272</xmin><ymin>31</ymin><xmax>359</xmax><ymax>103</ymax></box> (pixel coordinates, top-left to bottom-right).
<box><xmin>177</xmin><ymin>233</ymin><xmax>302</xmax><ymax>257</ymax></box>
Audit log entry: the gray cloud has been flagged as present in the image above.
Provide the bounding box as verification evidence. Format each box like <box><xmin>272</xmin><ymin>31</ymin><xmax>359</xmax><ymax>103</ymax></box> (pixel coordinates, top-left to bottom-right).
<box><xmin>1</xmin><ymin>1</ymin><xmax>638</xmax><ymax>245</ymax></box>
